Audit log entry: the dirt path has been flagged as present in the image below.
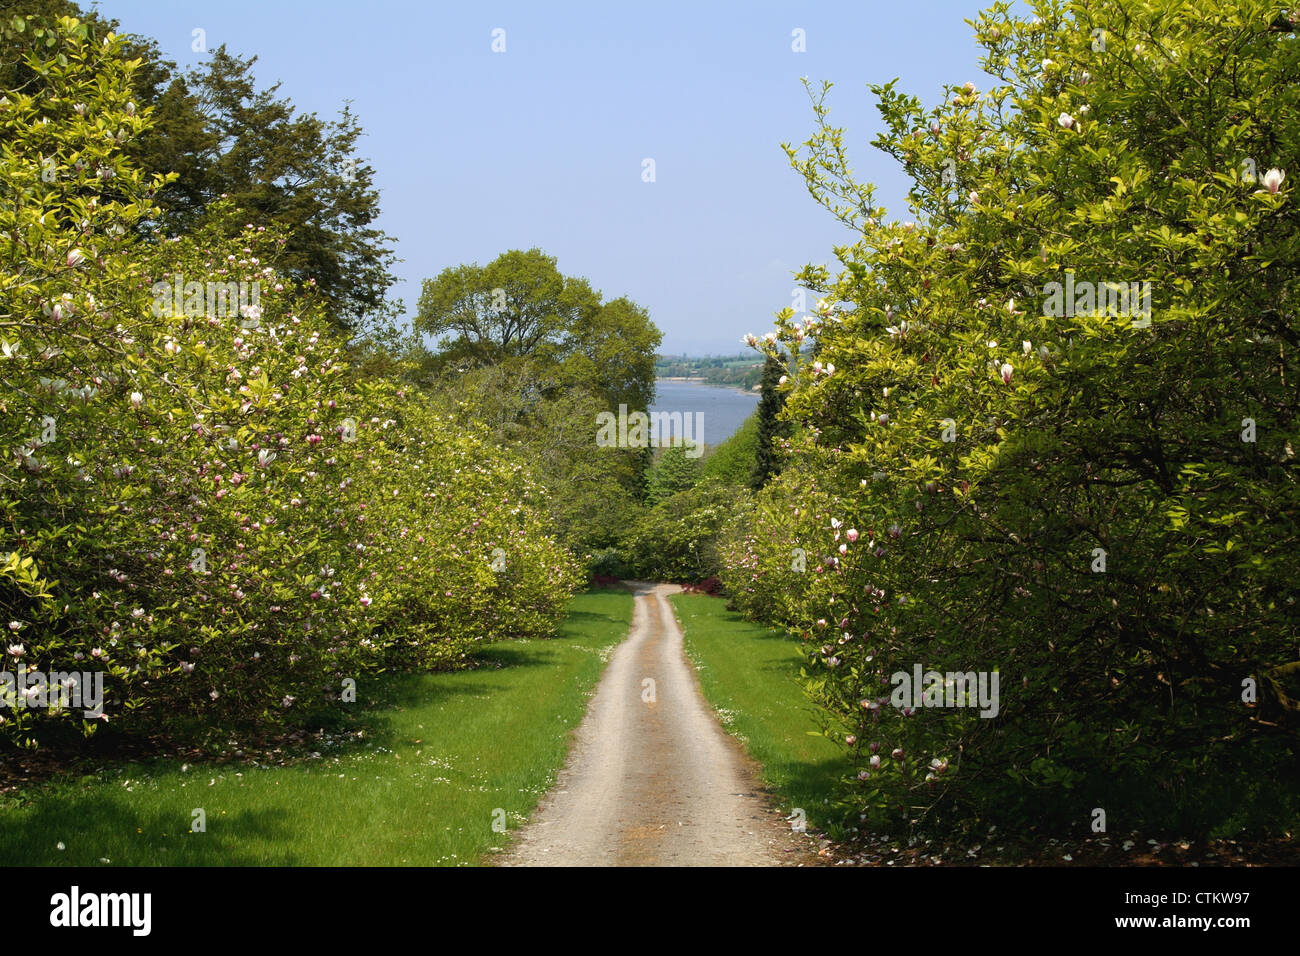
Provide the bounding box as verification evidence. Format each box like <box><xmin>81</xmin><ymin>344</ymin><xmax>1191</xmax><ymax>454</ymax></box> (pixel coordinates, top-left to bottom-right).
<box><xmin>502</xmin><ymin>582</ymin><xmax>814</xmax><ymax>867</ymax></box>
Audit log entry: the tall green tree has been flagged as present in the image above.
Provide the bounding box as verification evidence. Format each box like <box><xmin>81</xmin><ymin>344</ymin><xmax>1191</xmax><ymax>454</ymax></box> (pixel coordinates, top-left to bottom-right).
<box><xmin>750</xmin><ymin>353</ymin><xmax>788</xmax><ymax>489</ymax></box>
<box><xmin>563</xmin><ymin>295</ymin><xmax>660</xmax><ymax>413</ymax></box>
<box><xmin>143</xmin><ymin>47</ymin><xmax>398</xmax><ymax>333</ymax></box>
<box><xmin>645</xmin><ymin>444</ymin><xmax>702</xmax><ymax>505</ymax></box>
<box><xmin>417</xmin><ymin>248</ymin><xmax>598</xmax><ymax>364</ymax></box>
<box><xmin>416</xmin><ymin>248</ymin><xmax>661</xmax><ymax>411</ymax></box>
<box><xmin>1</xmin><ymin>0</ymin><xmax>399</xmax><ymax>333</ymax></box>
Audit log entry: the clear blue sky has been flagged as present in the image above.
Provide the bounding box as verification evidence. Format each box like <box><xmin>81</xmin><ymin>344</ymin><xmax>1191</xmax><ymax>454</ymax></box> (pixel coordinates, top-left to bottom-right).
<box><xmin>93</xmin><ymin>0</ymin><xmax>1000</xmax><ymax>354</ymax></box>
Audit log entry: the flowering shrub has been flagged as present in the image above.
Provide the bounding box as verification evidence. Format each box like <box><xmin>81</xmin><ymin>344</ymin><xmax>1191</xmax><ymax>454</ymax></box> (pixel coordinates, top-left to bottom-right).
<box><xmin>0</xmin><ymin>14</ymin><xmax>579</xmax><ymax>745</ymax></box>
<box><xmin>718</xmin><ymin>455</ymin><xmax>840</xmax><ymax>625</ymax></box>
<box><xmin>348</xmin><ymin>397</ymin><xmax>584</xmax><ymax>670</ymax></box>
<box><xmin>727</xmin><ymin>0</ymin><xmax>1300</xmax><ymax>833</ymax></box>
<box><xmin>625</xmin><ymin>479</ymin><xmax>738</xmax><ymax>583</ymax></box>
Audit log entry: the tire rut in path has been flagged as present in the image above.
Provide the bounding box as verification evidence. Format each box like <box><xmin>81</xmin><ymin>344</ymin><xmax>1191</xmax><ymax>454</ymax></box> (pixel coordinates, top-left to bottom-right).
<box><xmin>502</xmin><ymin>582</ymin><xmax>812</xmax><ymax>867</ymax></box>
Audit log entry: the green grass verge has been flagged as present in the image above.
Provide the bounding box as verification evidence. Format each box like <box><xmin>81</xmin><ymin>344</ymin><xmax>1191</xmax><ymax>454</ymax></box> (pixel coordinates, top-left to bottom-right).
<box><xmin>670</xmin><ymin>593</ymin><xmax>847</xmax><ymax>835</ymax></box>
<box><xmin>0</xmin><ymin>588</ymin><xmax>633</xmax><ymax>867</ymax></box>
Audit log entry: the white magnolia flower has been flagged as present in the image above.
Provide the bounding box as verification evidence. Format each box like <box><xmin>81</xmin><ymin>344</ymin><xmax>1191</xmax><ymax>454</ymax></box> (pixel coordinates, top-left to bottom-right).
<box><xmin>1058</xmin><ymin>113</ymin><xmax>1076</xmax><ymax>129</ymax></box>
<box><xmin>1264</xmin><ymin>168</ymin><xmax>1286</xmax><ymax>194</ymax></box>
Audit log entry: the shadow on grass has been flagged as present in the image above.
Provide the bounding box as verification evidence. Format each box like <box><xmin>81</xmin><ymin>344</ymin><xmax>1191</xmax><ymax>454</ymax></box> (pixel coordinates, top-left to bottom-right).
<box><xmin>334</xmin><ymin>615</ymin><xmax>628</xmax><ymax>743</ymax></box>
<box><xmin>559</xmin><ymin>609</ymin><xmax>620</xmax><ymax>631</ymax></box>
<box><xmin>766</xmin><ymin>754</ymin><xmax>849</xmax><ymax>811</ymax></box>
<box><xmin>472</xmin><ymin>644</ymin><xmax>565</xmax><ymax>670</ymax></box>
<box><xmin>0</xmin><ymin>589</ymin><xmax>638</xmax><ymax>862</ymax></box>
<box><xmin>0</xmin><ymin>790</ymin><xmax>301</xmax><ymax>866</ymax></box>
<box><xmin>672</xmin><ymin>595</ymin><xmax>797</xmax><ymax>642</ymax></box>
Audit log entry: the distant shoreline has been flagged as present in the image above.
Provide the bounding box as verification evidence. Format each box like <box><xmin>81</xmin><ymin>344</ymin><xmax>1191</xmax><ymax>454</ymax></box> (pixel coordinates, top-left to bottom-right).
<box><xmin>655</xmin><ymin>376</ymin><xmax>760</xmax><ymax>395</ymax></box>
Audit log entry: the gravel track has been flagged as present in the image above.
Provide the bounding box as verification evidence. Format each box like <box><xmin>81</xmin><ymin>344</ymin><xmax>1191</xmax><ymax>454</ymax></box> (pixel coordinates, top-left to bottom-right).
<box><xmin>502</xmin><ymin>582</ymin><xmax>812</xmax><ymax>867</ymax></box>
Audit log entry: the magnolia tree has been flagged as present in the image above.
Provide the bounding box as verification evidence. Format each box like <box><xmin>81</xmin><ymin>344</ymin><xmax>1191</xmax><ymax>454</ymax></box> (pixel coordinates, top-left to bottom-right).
<box><xmin>1</xmin><ymin>14</ymin><xmax>175</xmax><ymax>740</ymax></box>
<box><xmin>726</xmin><ymin>0</ymin><xmax>1300</xmax><ymax>833</ymax></box>
<box><xmin>0</xmin><ymin>14</ymin><xmax>580</xmax><ymax>746</ymax></box>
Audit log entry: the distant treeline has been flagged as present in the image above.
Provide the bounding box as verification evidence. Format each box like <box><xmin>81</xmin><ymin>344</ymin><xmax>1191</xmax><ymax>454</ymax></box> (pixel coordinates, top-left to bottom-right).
<box><xmin>655</xmin><ymin>354</ymin><xmax>762</xmax><ymax>390</ymax></box>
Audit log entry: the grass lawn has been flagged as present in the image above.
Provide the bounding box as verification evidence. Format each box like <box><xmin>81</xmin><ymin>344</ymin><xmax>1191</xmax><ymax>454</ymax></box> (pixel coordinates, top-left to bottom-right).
<box><xmin>670</xmin><ymin>593</ymin><xmax>848</xmax><ymax>835</ymax></box>
<box><xmin>0</xmin><ymin>588</ymin><xmax>633</xmax><ymax>867</ymax></box>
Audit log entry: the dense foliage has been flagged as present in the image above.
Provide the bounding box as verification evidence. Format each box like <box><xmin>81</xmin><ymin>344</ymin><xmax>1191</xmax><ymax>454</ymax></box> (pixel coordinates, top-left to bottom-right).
<box><xmin>417</xmin><ymin>248</ymin><xmax>661</xmax><ymax>413</ymax></box>
<box><xmin>1</xmin><ymin>0</ymin><xmax>400</xmax><ymax>334</ymax></box>
<box><xmin>722</xmin><ymin>0</ymin><xmax>1300</xmax><ymax>836</ymax></box>
<box><xmin>625</xmin><ymin>479</ymin><xmax>737</xmax><ymax>582</ymax></box>
<box><xmin>425</xmin><ymin>358</ymin><xmax>646</xmax><ymax>556</ymax></box>
<box><xmin>0</xmin><ymin>13</ymin><xmax>580</xmax><ymax>747</ymax></box>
